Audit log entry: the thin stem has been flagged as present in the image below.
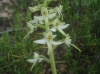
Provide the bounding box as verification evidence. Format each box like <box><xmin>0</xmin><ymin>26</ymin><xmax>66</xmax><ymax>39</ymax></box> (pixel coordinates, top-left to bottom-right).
<box><xmin>30</xmin><ymin>63</ymin><xmax>36</xmax><ymax>71</ymax></box>
<box><xmin>40</xmin><ymin>55</ymin><xmax>50</xmax><ymax>63</ymax></box>
<box><xmin>70</xmin><ymin>43</ymin><xmax>81</xmax><ymax>52</ymax></box>
<box><xmin>45</xmin><ymin>17</ymin><xmax>49</xmax><ymax>32</ymax></box>
<box><xmin>49</xmin><ymin>51</ymin><xmax>57</xmax><ymax>74</ymax></box>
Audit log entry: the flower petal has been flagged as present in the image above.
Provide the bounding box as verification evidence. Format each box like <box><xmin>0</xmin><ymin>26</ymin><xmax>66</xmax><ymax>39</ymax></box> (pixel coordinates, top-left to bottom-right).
<box><xmin>34</xmin><ymin>16</ymin><xmax>44</xmax><ymax>21</ymax></box>
<box><xmin>50</xmin><ymin>27</ymin><xmax>57</xmax><ymax>32</ymax></box>
<box><xmin>60</xmin><ymin>22</ymin><xmax>65</xmax><ymax>25</ymax></box>
<box><xmin>26</xmin><ymin>22</ymin><xmax>35</xmax><ymax>33</ymax></box>
<box><xmin>34</xmin><ymin>52</ymin><xmax>39</xmax><ymax>58</ymax></box>
<box><xmin>33</xmin><ymin>38</ymin><xmax>46</xmax><ymax>44</ymax></box>
<box><xmin>57</xmin><ymin>28</ymin><xmax>67</xmax><ymax>36</ymax></box>
<box><xmin>29</xmin><ymin>6</ymin><xmax>39</xmax><ymax>13</ymax></box>
<box><xmin>51</xmin><ymin>41</ymin><xmax>62</xmax><ymax>45</ymax></box>
<box><xmin>64</xmin><ymin>36</ymin><xmax>71</xmax><ymax>46</ymax></box>
<box><xmin>38</xmin><ymin>58</ymin><xmax>43</xmax><ymax>62</ymax></box>
<box><xmin>65</xmin><ymin>39</ymin><xmax>71</xmax><ymax>46</ymax></box>
<box><xmin>29</xmin><ymin>20</ymin><xmax>37</xmax><ymax>24</ymax></box>
<box><xmin>27</xmin><ymin>59</ymin><xmax>37</xmax><ymax>63</ymax></box>
<box><xmin>59</xmin><ymin>24</ymin><xmax>69</xmax><ymax>29</ymax></box>
<box><xmin>53</xmin><ymin>35</ymin><xmax>57</xmax><ymax>38</ymax></box>
<box><xmin>48</xmin><ymin>13</ymin><xmax>56</xmax><ymax>19</ymax></box>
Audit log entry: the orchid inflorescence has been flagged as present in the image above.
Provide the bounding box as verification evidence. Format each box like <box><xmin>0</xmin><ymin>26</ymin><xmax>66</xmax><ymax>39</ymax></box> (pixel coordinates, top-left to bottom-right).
<box><xmin>25</xmin><ymin>0</ymin><xmax>81</xmax><ymax>74</ymax></box>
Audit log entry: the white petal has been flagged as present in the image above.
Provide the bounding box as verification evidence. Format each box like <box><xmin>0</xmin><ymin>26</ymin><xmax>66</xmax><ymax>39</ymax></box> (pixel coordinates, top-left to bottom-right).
<box><xmin>38</xmin><ymin>58</ymin><xmax>43</xmax><ymax>62</ymax></box>
<box><xmin>51</xmin><ymin>41</ymin><xmax>62</xmax><ymax>45</ymax></box>
<box><xmin>26</xmin><ymin>22</ymin><xmax>35</xmax><ymax>33</ymax></box>
<box><xmin>53</xmin><ymin>35</ymin><xmax>57</xmax><ymax>38</ymax></box>
<box><xmin>65</xmin><ymin>39</ymin><xmax>71</xmax><ymax>46</ymax></box>
<box><xmin>34</xmin><ymin>16</ymin><xmax>44</xmax><ymax>20</ymax></box>
<box><xmin>60</xmin><ymin>22</ymin><xmax>65</xmax><ymax>25</ymax></box>
<box><xmin>34</xmin><ymin>52</ymin><xmax>39</xmax><ymax>58</ymax></box>
<box><xmin>29</xmin><ymin>29</ymin><xmax>34</xmax><ymax>33</ymax></box>
<box><xmin>27</xmin><ymin>59</ymin><xmax>37</xmax><ymax>63</ymax></box>
<box><xmin>29</xmin><ymin>20</ymin><xmax>37</xmax><ymax>24</ymax></box>
<box><xmin>33</xmin><ymin>38</ymin><xmax>46</xmax><ymax>44</ymax></box>
<box><xmin>50</xmin><ymin>27</ymin><xmax>57</xmax><ymax>32</ymax></box>
<box><xmin>58</xmin><ymin>24</ymin><xmax>69</xmax><ymax>29</ymax></box>
<box><xmin>39</xmin><ymin>20</ymin><xmax>44</xmax><ymax>24</ymax></box>
<box><xmin>48</xmin><ymin>13</ymin><xmax>56</xmax><ymax>19</ymax></box>
<box><xmin>29</xmin><ymin>7</ymin><xmax>38</xmax><ymax>12</ymax></box>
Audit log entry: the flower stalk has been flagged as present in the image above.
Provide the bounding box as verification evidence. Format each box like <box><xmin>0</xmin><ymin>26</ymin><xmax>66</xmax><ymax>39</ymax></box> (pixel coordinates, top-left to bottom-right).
<box><xmin>49</xmin><ymin>50</ymin><xmax>57</xmax><ymax>74</ymax></box>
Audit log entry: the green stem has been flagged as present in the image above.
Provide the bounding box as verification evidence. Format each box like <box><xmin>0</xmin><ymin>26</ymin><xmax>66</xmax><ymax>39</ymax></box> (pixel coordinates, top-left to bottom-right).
<box><xmin>40</xmin><ymin>55</ymin><xmax>50</xmax><ymax>63</ymax></box>
<box><xmin>45</xmin><ymin>17</ymin><xmax>49</xmax><ymax>32</ymax></box>
<box><xmin>70</xmin><ymin>43</ymin><xmax>81</xmax><ymax>52</ymax></box>
<box><xmin>49</xmin><ymin>51</ymin><xmax>57</xmax><ymax>74</ymax></box>
<box><xmin>30</xmin><ymin>63</ymin><xmax>36</xmax><ymax>71</ymax></box>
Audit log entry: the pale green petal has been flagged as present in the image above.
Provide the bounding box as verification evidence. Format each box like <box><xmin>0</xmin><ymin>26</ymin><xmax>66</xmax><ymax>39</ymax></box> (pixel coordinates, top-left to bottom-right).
<box><xmin>26</xmin><ymin>22</ymin><xmax>35</xmax><ymax>33</ymax></box>
<box><xmin>29</xmin><ymin>7</ymin><xmax>38</xmax><ymax>13</ymax></box>
<box><xmin>49</xmin><ymin>9</ymin><xmax>54</xmax><ymax>13</ymax></box>
<box><xmin>48</xmin><ymin>13</ymin><xmax>56</xmax><ymax>19</ymax></box>
<box><xmin>34</xmin><ymin>52</ymin><xmax>39</xmax><ymax>58</ymax></box>
<box><xmin>34</xmin><ymin>16</ymin><xmax>44</xmax><ymax>21</ymax></box>
<box><xmin>57</xmin><ymin>28</ymin><xmax>67</xmax><ymax>36</ymax></box>
<box><xmin>29</xmin><ymin>19</ymin><xmax>37</xmax><ymax>24</ymax></box>
<box><xmin>65</xmin><ymin>39</ymin><xmax>71</xmax><ymax>46</ymax></box>
<box><xmin>53</xmin><ymin>35</ymin><xmax>57</xmax><ymax>38</ymax></box>
<box><xmin>50</xmin><ymin>27</ymin><xmax>57</xmax><ymax>32</ymax></box>
<box><xmin>58</xmin><ymin>24</ymin><xmax>69</xmax><ymax>29</ymax></box>
<box><xmin>33</xmin><ymin>38</ymin><xmax>46</xmax><ymax>44</ymax></box>
<box><xmin>27</xmin><ymin>59</ymin><xmax>37</xmax><ymax>63</ymax></box>
<box><xmin>51</xmin><ymin>41</ymin><xmax>62</xmax><ymax>45</ymax></box>
<box><xmin>34</xmin><ymin>16</ymin><xmax>44</xmax><ymax>24</ymax></box>
<box><xmin>60</xmin><ymin>22</ymin><xmax>65</xmax><ymax>25</ymax></box>
<box><xmin>38</xmin><ymin>58</ymin><xmax>43</xmax><ymax>62</ymax></box>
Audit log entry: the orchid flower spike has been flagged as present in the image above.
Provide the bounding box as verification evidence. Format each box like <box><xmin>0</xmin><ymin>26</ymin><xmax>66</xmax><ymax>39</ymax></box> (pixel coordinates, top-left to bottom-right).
<box><xmin>33</xmin><ymin>31</ymin><xmax>62</xmax><ymax>55</ymax></box>
<box><xmin>27</xmin><ymin>52</ymin><xmax>43</xmax><ymax>63</ymax></box>
<box><xmin>50</xmin><ymin>18</ymin><xmax>69</xmax><ymax>36</ymax></box>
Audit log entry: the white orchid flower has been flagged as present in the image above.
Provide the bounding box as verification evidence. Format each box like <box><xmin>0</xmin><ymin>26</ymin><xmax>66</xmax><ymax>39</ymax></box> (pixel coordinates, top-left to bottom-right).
<box><xmin>27</xmin><ymin>52</ymin><xmax>43</xmax><ymax>63</ymax></box>
<box><xmin>29</xmin><ymin>6</ymin><xmax>39</xmax><ymax>13</ymax></box>
<box><xmin>55</xmin><ymin>5</ymin><xmax>63</xmax><ymax>17</ymax></box>
<box><xmin>29</xmin><ymin>4</ymin><xmax>44</xmax><ymax>13</ymax></box>
<box><xmin>33</xmin><ymin>31</ymin><xmax>62</xmax><ymax>55</ymax></box>
<box><xmin>35</xmin><ymin>7</ymin><xmax>56</xmax><ymax>21</ymax></box>
<box><xmin>23</xmin><ymin>22</ymin><xmax>37</xmax><ymax>39</ymax></box>
<box><xmin>64</xmin><ymin>35</ymin><xmax>71</xmax><ymax>46</ymax></box>
<box><xmin>49</xmin><ymin>5</ymin><xmax>63</xmax><ymax>17</ymax></box>
<box><xmin>29</xmin><ymin>16</ymin><xmax>44</xmax><ymax>24</ymax></box>
<box><xmin>50</xmin><ymin>18</ymin><xmax>69</xmax><ymax>36</ymax></box>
